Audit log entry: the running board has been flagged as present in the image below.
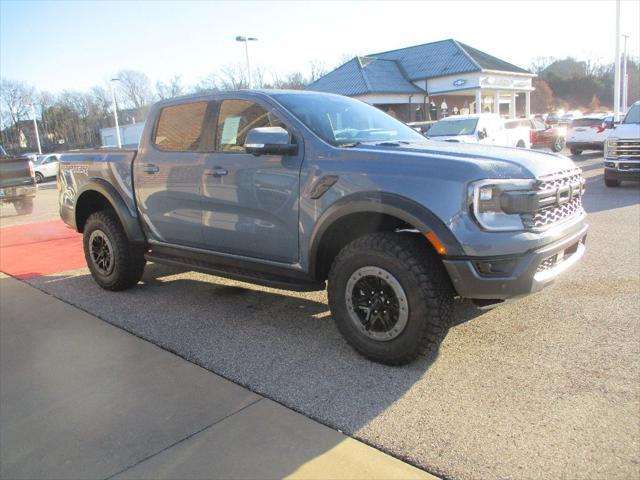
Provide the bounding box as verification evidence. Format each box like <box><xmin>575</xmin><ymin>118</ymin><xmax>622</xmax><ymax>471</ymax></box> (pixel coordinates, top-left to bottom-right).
<box><xmin>145</xmin><ymin>252</ymin><xmax>326</xmax><ymax>292</ymax></box>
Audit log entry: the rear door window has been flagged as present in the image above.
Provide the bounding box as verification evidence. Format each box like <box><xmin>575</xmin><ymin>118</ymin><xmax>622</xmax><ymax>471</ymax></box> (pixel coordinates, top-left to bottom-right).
<box><xmin>216</xmin><ymin>100</ymin><xmax>284</xmax><ymax>153</ymax></box>
<box><xmin>154</xmin><ymin>101</ymin><xmax>208</xmax><ymax>151</ymax></box>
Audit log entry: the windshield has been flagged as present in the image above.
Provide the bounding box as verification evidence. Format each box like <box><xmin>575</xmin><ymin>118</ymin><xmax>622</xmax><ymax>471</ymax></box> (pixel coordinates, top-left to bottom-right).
<box><xmin>271</xmin><ymin>93</ymin><xmax>427</xmax><ymax>146</ymax></box>
<box><xmin>427</xmin><ymin>118</ymin><xmax>478</xmax><ymax>137</ymax></box>
<box><xmin>623</xmin><ymin>104</ymin><xmax>640</xmax><ymax>124</ymax></box>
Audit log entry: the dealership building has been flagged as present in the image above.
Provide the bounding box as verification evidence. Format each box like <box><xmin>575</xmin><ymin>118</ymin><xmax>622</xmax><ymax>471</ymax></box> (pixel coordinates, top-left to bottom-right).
<box><xmin>307</xmin><ymin>39</ymin><xmax>536</xmax><ymax>123</ymax></box>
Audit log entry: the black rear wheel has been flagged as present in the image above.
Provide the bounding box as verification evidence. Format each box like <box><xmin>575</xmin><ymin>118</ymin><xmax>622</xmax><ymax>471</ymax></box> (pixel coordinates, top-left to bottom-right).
<box><xmin>570</xmin><ymin>148</ymin><xmax>582</xmax><ymax>155</ymax></box>
<box><xmin>14</xmin><ymin>197</ymin><xmax>34</xmax><ymax>215</ymax></box>
<box><xmin>328</xmin><ymin>232</ymin><xmax>453</xmax><ymax>365</ymax></box>
<box><xmin>83</xmin><ymin>210</ymin><xmax>146</xmax><ymax>290</ymax></box>
<box><xmin>35</xmin><ymin>172</ymin><xmax>44</xmax><ymax>183</ymax></box>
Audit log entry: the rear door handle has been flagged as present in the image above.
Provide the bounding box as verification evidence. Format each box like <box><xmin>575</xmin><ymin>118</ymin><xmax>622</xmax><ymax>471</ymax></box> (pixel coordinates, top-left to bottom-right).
<box><xmin>142</xmin><ymin>164</ymin><xmax>160</xmax><ymax>174</ymax></box>
<box><xmin>206</xmin><ymin>167</ymin><xmax>228</xmax><ymax>177</ymax></box>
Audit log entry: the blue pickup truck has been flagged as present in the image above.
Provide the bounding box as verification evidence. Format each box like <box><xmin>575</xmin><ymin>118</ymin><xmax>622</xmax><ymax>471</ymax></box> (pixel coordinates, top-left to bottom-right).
<box><xmin>58</xmin><ymin>90</ymin><xmax>588</xmax><ymax>365</ymax></box>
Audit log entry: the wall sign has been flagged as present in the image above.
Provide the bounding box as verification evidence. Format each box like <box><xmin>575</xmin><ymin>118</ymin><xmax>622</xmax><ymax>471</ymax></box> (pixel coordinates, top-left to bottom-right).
<box><xmin>453</xmin><ymin>79</ymin><xmax>467</xmax><ymax>87</ymax></box>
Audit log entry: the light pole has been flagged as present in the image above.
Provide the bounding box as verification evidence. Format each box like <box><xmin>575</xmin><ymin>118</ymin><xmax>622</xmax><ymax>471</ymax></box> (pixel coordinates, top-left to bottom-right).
<box><xmin>235</xmin><ymin>36</ymin><xmax>258</xmax><ymax>88</ymax></box>
<box><xmin>613</xmin><ymin>0</ymin><xmax>621</xmax><ymax>117</ymax></box>
<box><xmin>30</xmin><ymin>104</ymin><xmax>42</xmax><ymax>154</ymax></box>
<box><xmin>621</xmin><ymin>34</ymin><xmax>629</xmax><ymax>114</ymax></box>
<box><xmin>110</xmin><ymin>78</ymin><xmax>122</xmax><ymax>148</ymax></box>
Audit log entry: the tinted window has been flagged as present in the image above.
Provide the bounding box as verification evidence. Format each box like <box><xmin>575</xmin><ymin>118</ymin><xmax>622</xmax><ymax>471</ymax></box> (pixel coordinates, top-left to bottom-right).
<box><xmin>571</xmin><ymin>118</ymin><xmax>603</xmax><ymax>127</ymax></box>
<box><xmin>533</xmin><ymin>120</ymin><xmax>546</xmax><ymax>130</ymax></box>
<box><xmin>216</xmin><ymin>100</ymin><xmax>284</xmax><ymax>152</ymax></box>
<box><xmin>154</xmin><ymin>102</ymin><xmax>208</xmax><ymax>151</ymax></box>
<box><xmin>428</xmin><ymin>118</ymin><xmax>478</xmax><ymax>136</ymax></box>
<box><xmin>272</xmin><ymin>92</ymin><xmax>426</xmax><ymax>146</ymax></box>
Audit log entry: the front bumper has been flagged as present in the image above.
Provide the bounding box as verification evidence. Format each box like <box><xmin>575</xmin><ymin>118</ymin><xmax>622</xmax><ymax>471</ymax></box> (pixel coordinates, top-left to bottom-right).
<box><xmin>604</xmin><ymin>159</ymin><xmax>640</xmax><ymax>182</ymax></box>
<box><xmin>443</xmin><ymin>223</ymin><xmax>588</xmax><ymax>300</ymax></box>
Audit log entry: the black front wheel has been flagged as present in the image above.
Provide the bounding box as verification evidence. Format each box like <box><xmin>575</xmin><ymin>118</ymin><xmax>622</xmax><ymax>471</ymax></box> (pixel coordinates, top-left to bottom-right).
<box><xmin>328</xmin><ymin>233</ymin><xmax>453</xmax><ymax>365</ymax></box>
<box><xmin>83</xmin><ymin>210</ymin><xmax>146</xmax><ymax>290</ymax></box>
<box><xmin>570</xmin><ymin>148</ymin><xmax>582</xmax><ymax>156</ymax></box>
<box><xmin>605</xmin><ymin>177</ymin><xmax>621</xmax><ymax>187</ymax></box>
<box><xmin>35</xmin><ymin>172</ymin><xmax>44</xmax><ymax>183</ymax></box>
<box><xmin>552</xmin><ymin>137</ymin><xmax>565</xmax><ymax>152</ymax></box>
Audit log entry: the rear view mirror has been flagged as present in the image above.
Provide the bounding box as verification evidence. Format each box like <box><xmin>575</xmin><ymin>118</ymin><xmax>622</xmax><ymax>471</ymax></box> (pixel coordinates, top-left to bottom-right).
<box><xmin>245</xmin><ymin>127</ymin><xmax>297</xmax><ymax>156</ymax></box>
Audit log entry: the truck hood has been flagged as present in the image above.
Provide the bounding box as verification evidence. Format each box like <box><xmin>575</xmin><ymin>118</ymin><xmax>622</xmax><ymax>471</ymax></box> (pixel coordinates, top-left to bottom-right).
<box><xmin>610</xmin><ymin>123</ymin><xmax>640</xmax><ymax>140</ymax></box>
<box><xmin>427</xmin><ymin>135</ymin><xmax>478</xmax><ymax>143</ymax></box>
<box><xmin>351</xmin><ymin>141</ymin><xmax>577</xmax><ymax>179</ymax></box>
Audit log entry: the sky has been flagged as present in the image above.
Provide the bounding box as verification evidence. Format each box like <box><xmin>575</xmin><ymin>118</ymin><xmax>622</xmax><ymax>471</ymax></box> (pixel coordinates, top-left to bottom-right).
<box><xmin>1</xmin><ymin>0</ymin><xmax>639</xmax><ymax>94</ymax></box>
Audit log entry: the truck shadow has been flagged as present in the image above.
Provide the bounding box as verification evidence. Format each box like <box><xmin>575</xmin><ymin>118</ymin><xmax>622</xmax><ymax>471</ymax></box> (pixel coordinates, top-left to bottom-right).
<box><xmin>24</xmin><ymin>261</ymin><xmax>484</xmax><ymax>448</ymax></box>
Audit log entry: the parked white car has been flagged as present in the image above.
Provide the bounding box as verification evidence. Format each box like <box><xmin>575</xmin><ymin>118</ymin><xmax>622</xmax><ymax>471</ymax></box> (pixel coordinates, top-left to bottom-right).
<box><xmin>566</xmin><ymin>115</ymin><xmax>612</xmax><ymax>155</ymax></box>
<box><xmin>33</xmin><ymin>153</ymin><xmax>60</xmax><ymax>183</ymax></box>
<box><xmin>426</xmin><ymin>114</ymin><xmax>530</xmax><ymax>148</ymax></box>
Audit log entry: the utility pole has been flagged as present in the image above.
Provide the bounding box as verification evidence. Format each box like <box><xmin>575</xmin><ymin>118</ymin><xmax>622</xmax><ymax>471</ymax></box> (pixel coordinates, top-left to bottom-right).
<box><xmin>110</xmin><ymin>78</ymin><xmax>122</xmax><ymax>148</ymax></box>
<box><xmin>621</xmin><ymin>34</ymin><xmax>629</xmax><ymax>114</ymax></box>
<box><xmin>31</xmin><ymin>104</ymin><xmax>42</xmax><ymax>154</ymax></box>
<box><xmin>613</xmin><ymin>0</ymin><xmax>621</xmax><ymax>117</ymax></box>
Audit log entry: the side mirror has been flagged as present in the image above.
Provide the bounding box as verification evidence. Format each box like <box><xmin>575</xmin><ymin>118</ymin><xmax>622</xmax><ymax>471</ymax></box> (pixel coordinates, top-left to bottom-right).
<box><xmin>477</xmin><ymin>128</ymin><xmax>488</xmax><ymax>140</ymax></box>
<box><xmin>244</xmin><ymin>127</ymin><xmax>297</xmax><ymax>156</ymax></box>
<box><xmin>603</xmin><ymin>120</ymin><xmax>615</xmax><ymax>129</ymax></box>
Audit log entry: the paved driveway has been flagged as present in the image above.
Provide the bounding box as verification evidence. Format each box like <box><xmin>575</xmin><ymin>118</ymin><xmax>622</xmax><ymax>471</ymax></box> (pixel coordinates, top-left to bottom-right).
<box><xmin>3</xmin><ymin>153</ymin><xmax>639</xmax><ymax>480</ymax></box>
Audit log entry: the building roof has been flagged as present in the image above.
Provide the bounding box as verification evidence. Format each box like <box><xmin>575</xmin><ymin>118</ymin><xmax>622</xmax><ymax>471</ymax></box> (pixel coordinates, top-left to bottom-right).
<box><xmin>307</xmin><ymin>39</ymin><xmax>531</xmax><ymax>96</ymax></box>
<box><xmin>307</xmin><ymin>56</ymin><xmax>423</xmax><ymax>96</ymax></box>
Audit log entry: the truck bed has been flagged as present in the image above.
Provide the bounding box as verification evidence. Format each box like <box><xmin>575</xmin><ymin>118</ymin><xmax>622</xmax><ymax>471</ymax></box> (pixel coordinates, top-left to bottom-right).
<box><xmin>0</xmin><ymin>155</ymin><xmax>33</xmax><ymax>189</ymax></box>
<box><xmin>58</xmin><ymin>149</ymin><xmax>139</xmax><ymax>224</ymax></box>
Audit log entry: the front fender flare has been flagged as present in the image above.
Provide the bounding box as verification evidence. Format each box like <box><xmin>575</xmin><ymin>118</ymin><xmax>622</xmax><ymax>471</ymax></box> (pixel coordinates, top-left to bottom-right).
<box><xmin>308</xmin><ymin>192</ymin><xmax>464</xmax><ymax>276</ymax></box>
<box><xmin>75</xmin><ymin>178</ymin><xmax>146</xmax><ymax>244</ymax></box>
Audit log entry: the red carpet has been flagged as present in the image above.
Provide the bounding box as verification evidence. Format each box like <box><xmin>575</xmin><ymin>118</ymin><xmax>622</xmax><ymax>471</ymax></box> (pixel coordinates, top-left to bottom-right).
<box><xmin>0</xmin><ymin>220</ymin><xmax>85</xmax><ymax>279</ymax></box>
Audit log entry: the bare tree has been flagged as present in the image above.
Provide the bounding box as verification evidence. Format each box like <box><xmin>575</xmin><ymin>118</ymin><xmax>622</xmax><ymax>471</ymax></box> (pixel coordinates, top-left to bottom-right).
<box><xmin>529</xmin><ymin>56</ymin><xmax>555</xmax><ymax>74</ymax></box>
<box><xmin>156</xmin><ymin>74</ymin><xmax>184</xmax><ymax>100</ymax></box>
<box><xmin>116</xmin><ymin>69</ymin><xmax>154</xmax><ymax>110</ymax></box>
<box><xmin>216</xmin><ymin>64</ymin><xmax>248</xmax><ymax>90</ymax></box>
<box><xmin>192</xmin><ymin>74</ymin><xmax>219</xmax><ymax>94</ymax></box>
<box><xmin>308</xmin><ymin>59</ymin><xmax>327</xmax><ymax>83</ymax></box>
<box><xmin>0</xmin><ymin>79</ymin><xmax>34</xmax><ymax>126</ymax></box>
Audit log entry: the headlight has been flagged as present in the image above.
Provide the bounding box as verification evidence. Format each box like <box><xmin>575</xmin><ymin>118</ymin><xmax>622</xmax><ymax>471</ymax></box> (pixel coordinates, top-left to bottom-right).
<box><xmin>605</xmin><ymin>138</ymin><xmax>619</xmax><ymax>158</ymax></box>
<box><xmin>469</xmin><ymin>179</ymin><xmax>535</xmax><ymax>231</ymax></box>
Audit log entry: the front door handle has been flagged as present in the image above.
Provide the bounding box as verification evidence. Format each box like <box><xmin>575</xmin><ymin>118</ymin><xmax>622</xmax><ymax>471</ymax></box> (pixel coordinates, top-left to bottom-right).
<box><xmin>142</xmin><ymin>164</ymin><xmax>160</xmax><ymax>174</ymax></box>
<box><xmin>206</xmin><ymin>167</ymin><xmax>228</xmax><ymax>177</ymax></box>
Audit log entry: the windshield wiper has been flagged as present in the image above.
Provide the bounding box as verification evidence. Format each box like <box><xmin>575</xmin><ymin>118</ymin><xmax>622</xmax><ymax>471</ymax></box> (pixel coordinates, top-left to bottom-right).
<box><xmin>337</xmin><ymin>142</ymin><xmax>361</xmax><ymax>148</ymax></box>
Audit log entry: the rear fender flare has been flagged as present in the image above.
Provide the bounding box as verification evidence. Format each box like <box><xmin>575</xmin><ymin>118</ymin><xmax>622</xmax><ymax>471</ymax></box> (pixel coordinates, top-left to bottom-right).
<box><xmin>75</xmin><ymin>178</ymin><xmax>146</xmax><ymax>244</ymax></box>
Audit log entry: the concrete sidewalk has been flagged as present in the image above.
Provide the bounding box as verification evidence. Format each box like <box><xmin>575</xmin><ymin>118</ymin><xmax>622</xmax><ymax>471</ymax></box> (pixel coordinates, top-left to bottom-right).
<box><xmin>0</xmin><ymin>276</ymin><xmax>434</xmax><ymax>480</ymax></box>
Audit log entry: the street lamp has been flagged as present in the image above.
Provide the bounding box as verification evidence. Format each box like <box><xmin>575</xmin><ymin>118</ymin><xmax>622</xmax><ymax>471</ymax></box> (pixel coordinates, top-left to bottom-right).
<box><xmin>235</xmin><ymin>36</ymin><xmax>258</xmax><ymax>89</ymax></box>
<box><xmin>110</xmin><ymin>78</ymin><xmax>122</xmax><ymax>148</ymax></box>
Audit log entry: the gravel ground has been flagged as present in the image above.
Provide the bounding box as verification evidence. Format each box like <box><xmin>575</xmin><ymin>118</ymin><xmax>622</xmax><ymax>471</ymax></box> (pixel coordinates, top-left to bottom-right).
<box><xmin>17</xmin><ymin>153</ymin><xmax>640</xmax><ymax>480</ymax></box>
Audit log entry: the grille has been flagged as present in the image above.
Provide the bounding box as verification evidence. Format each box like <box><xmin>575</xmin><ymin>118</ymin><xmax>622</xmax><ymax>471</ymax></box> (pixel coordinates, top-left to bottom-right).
<box><xmin>609</xmin><ymin>139</ymin><xmax>640</xmax><ymax>158</ymax></box>
<box><xmin>522</xmin><ymin>169</ymin><xmax>585</xmax><ymax>231</ymax></box>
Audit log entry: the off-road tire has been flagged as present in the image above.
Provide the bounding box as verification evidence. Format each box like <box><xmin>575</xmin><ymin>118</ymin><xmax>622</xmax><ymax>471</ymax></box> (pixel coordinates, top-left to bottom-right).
<box><xmin>328</xmin><ymin>232</ymin><xmax>454</xmax><ymax>365</ymax></box>
<box><xmin>14</xmin><ymin>197</ymin><xmax>34</xmax><ymax>215</ymax></box>
<box><xmin>570</xmin><ymin>148</ymin><xmax>582</xmax><ymax>155</ymax></box>
<box><xmin>83</xmin><ymin>210</ymin><xmax>146</xmax><ymax>291</ymax></box>
<box><xmin>605</xmin><ymin>177</ymin><xmax>621</xmax><ymax>187</ymax></box>
<box><xmin>551</xmin><ymin>137</ymin><xmax>565</xmax><ymax>152</ymax></box>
